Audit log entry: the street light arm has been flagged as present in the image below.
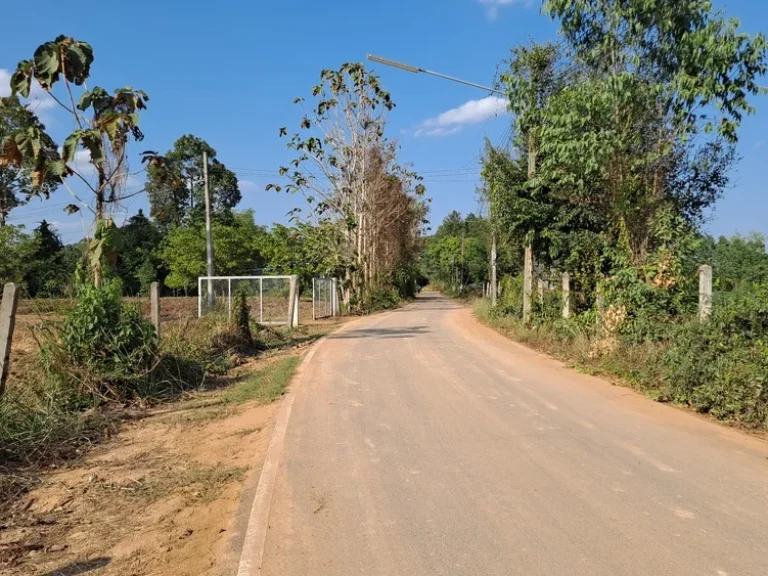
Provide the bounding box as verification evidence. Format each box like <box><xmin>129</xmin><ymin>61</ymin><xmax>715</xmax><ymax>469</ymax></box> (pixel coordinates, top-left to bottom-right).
<box><xmin>417</xmin><ymin>68</ymin><xmax>506</xmax><ymax>96</ymax></box>
<box><xmin>366</xmin><ymin>54</ymin><xmax>506</xmax><ymax>97</ymax></box>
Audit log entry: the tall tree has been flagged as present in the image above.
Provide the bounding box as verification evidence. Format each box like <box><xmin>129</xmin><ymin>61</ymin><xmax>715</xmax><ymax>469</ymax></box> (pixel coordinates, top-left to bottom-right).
<box><xmin>160</xmin><ymin>210</ymin><xmax>267</xmax><ymax>293</ymax></box>
<box><xmin>0</xmin><ymin>36</ymin><xmax>161</xmax><ymax>286</ymax></box>
<box><xmin>539</xmin><ymin>0</ymin><xmax>766</xmax><ymax>263</ymax></box>
<box><xmin>25</xmin><ymin>220</ymin><xmax>67</xmax><ymax>297</ymax></box>
<box><xmin>0</xmin><ymin>96</ymin><xmax>59</xmax><ymax>226</ymax></box>
<box><xmin>146</xmin><ymin>134</ymin><xmax>241</xmax><ymax>226</ymax></box>
<box><xmin>117</xmin><ymin>209</ymin><xmax>162</xmax><ymax>295</ymax></box>
<box><xmin>0</xmin><ymin>225</ymin><xmax>36</xmax><ymax>288</ymax></box>
<box><xmin>272</xmin><ymin>63</ymin><xmax>426</xmax><ymax>304</ymax></box>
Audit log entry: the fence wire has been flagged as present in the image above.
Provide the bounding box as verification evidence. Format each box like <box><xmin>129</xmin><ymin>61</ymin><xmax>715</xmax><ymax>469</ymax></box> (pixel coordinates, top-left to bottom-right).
<box><xmin>313</xmin><ymin>278</ymin><xmax>335</xmax><ymax>319</ymax></box>
<box><xmin>199</xmin><ymin>276</ymin><xmax>293</xmax><ymax>325</ymax></box>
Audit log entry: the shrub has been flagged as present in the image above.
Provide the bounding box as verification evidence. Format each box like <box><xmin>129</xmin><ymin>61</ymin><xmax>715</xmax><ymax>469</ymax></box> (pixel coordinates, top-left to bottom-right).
<box><xmin>658</xmin><ymin>289</ymin><xmax>768</xmax><ymax>427</ymax></box>
<box><xmin>360</xmin><ymin>288</ymin><xmax>400</xmax><ymax>312</ymax></box>
<box><xmin>236</xmin><ymin>289</ymin><xmax>254</xmax><ymax>346</ymax></box>
<box><xmin>59</xmin><ymin>280</ymin><xmax>157</xmax><ymax>375</ymax></box>
<box><xmin>495</xmin><ymin>275</ymin><xmax>523</xmax><ymax>318</ymax></box>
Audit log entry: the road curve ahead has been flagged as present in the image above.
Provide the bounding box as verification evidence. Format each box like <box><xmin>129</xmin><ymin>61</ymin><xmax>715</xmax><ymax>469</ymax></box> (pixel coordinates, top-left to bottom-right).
<box><xmin>261</xmin><ymin>294</ymin><xmax>768</xmax><ymax>576</ymax></box>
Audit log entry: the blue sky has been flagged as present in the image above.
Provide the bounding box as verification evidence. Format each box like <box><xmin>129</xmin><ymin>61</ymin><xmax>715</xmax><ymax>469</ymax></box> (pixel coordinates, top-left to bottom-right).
<box><xmin>1</xmin><ymin>0</ymin><xmax>766</xmax><ymax>244</ymax></box>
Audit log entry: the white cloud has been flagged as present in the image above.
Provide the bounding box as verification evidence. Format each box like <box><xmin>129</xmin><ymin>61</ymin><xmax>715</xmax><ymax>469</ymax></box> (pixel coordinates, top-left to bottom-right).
<box><xmin>756</xmin><ymin>140</ymin><xmax>766</xmax><ymax>149</ymax></box>
<box><xmin>478</xmin><ymin>0</ymin><xmax>533</xmax><ymax>20</ymax></box>
<box><xmin>0</xmin><ymin>68</ymin><xmax>57</xmax><ymax>120</ymax></box>
<box><xmin>61</xmin><ymin>149</ymin><xmax>97</xmax><ymax>177</ymax></box>
<box><xmin>415</xmin><ymin>96</ymin><xmax>508</xmax><ymax>137</ymax></box>
<box><xmin>417</xmin><ymin>126</ymin><xmax>463</xmax><ymax>138</ymax></box>
<box><xmin>238</xmin><ymin>179</ymin><xmax>258</xmax><ymax>191</ymax></box>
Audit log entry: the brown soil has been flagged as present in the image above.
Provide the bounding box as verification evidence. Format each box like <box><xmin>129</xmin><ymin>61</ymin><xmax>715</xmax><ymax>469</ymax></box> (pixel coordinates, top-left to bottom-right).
<box><xmin>0</xmin><ymin>367</ymin><xmax>284</xmax><ymax>576</ymax></box>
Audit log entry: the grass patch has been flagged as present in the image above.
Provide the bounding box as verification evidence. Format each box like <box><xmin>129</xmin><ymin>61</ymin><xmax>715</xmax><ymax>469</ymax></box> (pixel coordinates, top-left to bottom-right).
<box><xmin>84</xmin><ymin>463</ymin><xmax>247</xmax><ymax>503</ymax></box>
<box><xmin>221</xmin><ymin>356</ymin><xmax>301</xmax><ymax>405</ymax></box>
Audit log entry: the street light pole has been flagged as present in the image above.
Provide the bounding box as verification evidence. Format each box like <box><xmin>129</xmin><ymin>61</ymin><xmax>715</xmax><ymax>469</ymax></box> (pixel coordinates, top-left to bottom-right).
<box><xmin>367</xmin><ymin>54</ymin><xmax>505</xmax><ymax>305</ymax></box>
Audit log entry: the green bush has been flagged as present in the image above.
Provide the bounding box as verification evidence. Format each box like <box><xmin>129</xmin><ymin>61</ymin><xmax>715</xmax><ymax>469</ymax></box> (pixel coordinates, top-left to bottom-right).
<box><xmin>391</xmin><ymin>263</ymin><xmax>418</xmax><ymax>299</ymax></box>
<box><xmin>495</xmin><ymin>275</ymin><xmax>523</xmax><ymax>318</ymax></box>
<box><xmin>362</xmin><ymin>288</ymin><xmax>401</xmax><ymax>312</ymax></box>
<box><xmin>236</xmin><ymin>289</ymin><xmax>254</xmax><ymax>347</ymax></box>
<box><xmin>659</xmin><ymin>289</ymin><xmax>768</xmax><ymax>427</ymax></box>
<box><xmin>59</xmin><ymin>280</ymin><xmax>157</xmax><ymax>375</ymax></box>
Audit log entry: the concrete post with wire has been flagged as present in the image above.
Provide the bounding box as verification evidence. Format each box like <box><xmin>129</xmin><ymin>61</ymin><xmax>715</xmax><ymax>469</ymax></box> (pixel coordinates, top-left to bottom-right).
<box><xmin>332</xmin><ymin>278</ymin><xmax>339</xmax><ymax>316</ymax></box>
<box><xmin>562</xmin><ymin>272</ymin><xmax>570</xmax><ymax>319</ymax></box>
<box><xmin>699</xmin><ymin>265</ymin><xmax>713</xmax><ymax>322</ymax></box>
<box><xmin>288</xmin><ymin>275</ymin><xmax>300</xmax><ymax>328</ymax></box>
<box><xmin>523</xmin><ymin>245</ymin><xmax>533</xmax><ymax>323</ymax></box>
<box><xmin>150</xmin><ymin>282</ymin><xmax>161</xmax><ymax>339</ymax></box>
<box><xmin>312</xmin><ymin>278</ymin><xmax>317</xmax><ymax>321</ymax></box>
<box><xmin>0</xmin><ymin>282</ymin><xmax>20</xmax><ymax>399</ymax></box>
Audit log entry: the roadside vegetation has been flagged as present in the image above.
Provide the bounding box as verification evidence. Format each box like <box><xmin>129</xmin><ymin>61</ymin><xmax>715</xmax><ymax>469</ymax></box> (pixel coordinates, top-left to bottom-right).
<box><xmin>426</xmin><ymin>1</ymin><xmax>768</xmax><ymax>429</ymax></box>
<box><xmin>0</xmin><ymin>33</ymin><xmax>427</xmax><ymax>479</ymax></box>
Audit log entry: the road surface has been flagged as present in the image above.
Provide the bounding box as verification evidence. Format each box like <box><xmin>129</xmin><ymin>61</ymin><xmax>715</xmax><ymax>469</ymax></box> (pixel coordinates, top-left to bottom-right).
<box><xmin>260</xmin><ymin>294</ymin><xmax>768</xmax><ymax>576</ymax></box>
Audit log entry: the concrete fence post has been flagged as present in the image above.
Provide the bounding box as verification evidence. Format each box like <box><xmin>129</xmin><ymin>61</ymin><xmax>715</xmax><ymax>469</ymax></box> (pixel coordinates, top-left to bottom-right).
<box><xmin>523</xmin><ymin>245</ymin><xmax>533</xmax><ymax>323</ymax></box>
<box><xmin>150</xmin><ymin>282</ymin><xmax>161</xmax><ymax>339</ymax></box>
<box><xmin>596</xmin><ymin>286</ymin><xmax>605</xmax><ymax>315</ymax></box>
<box><xmin>331</xmin><ymin>278</ymin><xmax>339</xmax><ymax>316</ymax></box>
<box><xmin>562</xmin><ymin>272</ymin><xmax>570</xmax><ymax>319</ymax></box>
<box><xmin>312</xmin><ymin>278</ymin><xmax>316</xmax><ymax>321</ymax></box>
<box><xmin>288</xmin><ymin>275</ymin><xmax>300</xmax><ymax>328</ymax></box>
<box><xmin>699</xmin><ymin>265</ymin><xmax>713</xmax><ymax>322</ymax></box>
<box><xmin>294</xmin><ymin>283</ymin><xmax>300</xmax><ymax>327</ymax></box>
<box><xmin>0</xmin><ymin>283</ymin><xmax>20</xmax><ymax>399</ymax></box>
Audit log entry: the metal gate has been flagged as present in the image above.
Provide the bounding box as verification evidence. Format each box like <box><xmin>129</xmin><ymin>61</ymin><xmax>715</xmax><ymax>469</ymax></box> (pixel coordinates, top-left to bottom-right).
<box><xmin>312</xmin><ymin>278</ymin><xmax>338</xmax><ymax>320</ymax></box>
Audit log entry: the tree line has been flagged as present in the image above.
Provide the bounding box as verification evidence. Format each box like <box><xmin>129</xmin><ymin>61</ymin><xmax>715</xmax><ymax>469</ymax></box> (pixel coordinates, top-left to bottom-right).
<box><xmin>479</xmin><ymin>0</ymin><xmax>766</xmax><ymax>317</ymax></box>
<box><xmin>1</xmin><ymin>39</ymin><xmax>427</xmax><ymax>308</ymax></box>
<box><xmin>423</xmin><ymin>0</ymin><xmax>768</xmax><ymax>428</ymax></box>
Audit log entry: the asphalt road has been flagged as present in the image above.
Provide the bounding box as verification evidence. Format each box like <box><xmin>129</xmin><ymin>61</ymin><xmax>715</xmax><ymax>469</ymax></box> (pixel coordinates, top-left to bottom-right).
<box><xmin>260</xmin><ymin>294</ymin><xmax>768</xmax><ymax>576</ymax></box>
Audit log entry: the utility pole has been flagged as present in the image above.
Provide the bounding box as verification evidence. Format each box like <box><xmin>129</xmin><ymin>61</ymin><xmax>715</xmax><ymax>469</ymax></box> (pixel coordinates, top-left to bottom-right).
<box><xmin>490</xmin><ymin>232</ymin><xmax>497</xmax><ymax>305</ymax></box>
<box><xmin>460</xmin><ymin>227</ymin><xmax>465</xmax><ymax>291</ymax></box>
<box><xmin>203</xmin><ymin>151</ymin><xmax>215</xmax><ymax>308</ymax></box>
<box><xmin>523</xmin><ymin>133</ymin><xmax>536</xmax><ymax>324</ymax></box>
<box><xmin>490</xmin><ymin>171</ymin><xmax>498</xmax><ymax>306</ymax></box>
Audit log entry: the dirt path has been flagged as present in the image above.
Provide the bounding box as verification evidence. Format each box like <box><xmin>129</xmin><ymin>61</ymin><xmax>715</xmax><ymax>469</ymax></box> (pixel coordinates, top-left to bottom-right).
<box><xmin>1</xmin><ymin>362</ymin><xmax>286</xmax><ymax>576</ymax></box>
<box><xmin>258</xmin><ymin>294</ymin><xmax>768</xmax><ymax>576</ymax></box>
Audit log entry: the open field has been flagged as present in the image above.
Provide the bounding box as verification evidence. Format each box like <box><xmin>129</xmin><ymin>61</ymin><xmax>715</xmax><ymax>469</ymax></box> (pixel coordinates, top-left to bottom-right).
<box><xmin>7</xmin><ymin>295</ymin><xmax>317</xmax><ymax>358</ymax></box>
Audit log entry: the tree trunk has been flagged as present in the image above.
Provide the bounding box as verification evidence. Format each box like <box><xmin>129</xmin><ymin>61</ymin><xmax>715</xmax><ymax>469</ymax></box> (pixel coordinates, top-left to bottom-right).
<box><xmin>93</xmin><ymin>186</ymin><xmax>105</xmax><ymax>288</ymax></box>
<box><xmin>0</xmin><ymin>188</ymin><xmax>6</xmax><ymax>228</ymax></box>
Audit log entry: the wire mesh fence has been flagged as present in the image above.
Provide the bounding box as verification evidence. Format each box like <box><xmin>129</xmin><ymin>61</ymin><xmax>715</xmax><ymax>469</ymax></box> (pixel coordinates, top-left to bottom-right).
<box><xmin>312</xmin><ymin>278</ymin><xmax>337</xmax><ymax>320</ymax></box>
<box><xmin>198</xmin><ymin>276</ymin><xmax>295</xmax><ymax>325</ymax></box>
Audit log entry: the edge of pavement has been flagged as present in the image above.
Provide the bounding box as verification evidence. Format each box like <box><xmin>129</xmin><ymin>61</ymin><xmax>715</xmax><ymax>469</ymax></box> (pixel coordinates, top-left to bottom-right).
<box><xmin>452</xmin><ymin>303</ymin><xmax>768</xmax><ymax>452</ymax></box>
<box><xmin>221</xmin><ymin>308</ymin><xmax>399</xmax><ymax>576</ymax></box>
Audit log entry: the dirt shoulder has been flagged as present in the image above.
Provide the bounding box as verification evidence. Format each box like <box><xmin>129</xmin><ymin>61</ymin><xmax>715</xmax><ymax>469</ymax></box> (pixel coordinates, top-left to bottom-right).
<box><xmin>458</xmin><ymin>304</ymin><xmax>768</xmax><ymax>446</ymax></box>
<box><xmin>0</xmin><ymin>318</ymin><xmax>344</xmax><ymax>576</ymax></box>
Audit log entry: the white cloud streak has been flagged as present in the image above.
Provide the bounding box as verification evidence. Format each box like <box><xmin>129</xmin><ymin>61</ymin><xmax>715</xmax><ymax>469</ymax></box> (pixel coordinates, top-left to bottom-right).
<box><xmin>238</xmin><ymin>179</ymin><xmax>258</xmax><ymax>191</ymax></box>
<box><xmin>415</xmin><ymin>96</ymin><xmax>508</xmax><ymax>137</ymax></box>
<box><xmin>478</xmin><ymin>0</ymin><xmax>534</xmax><ymax>20</ymax></box>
